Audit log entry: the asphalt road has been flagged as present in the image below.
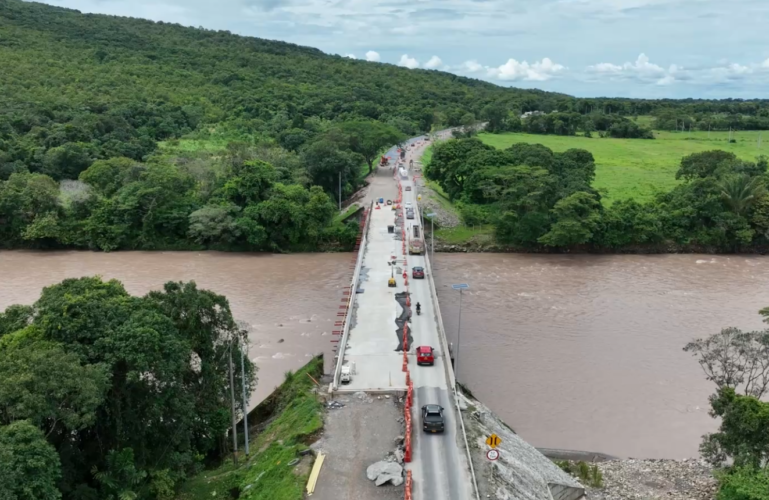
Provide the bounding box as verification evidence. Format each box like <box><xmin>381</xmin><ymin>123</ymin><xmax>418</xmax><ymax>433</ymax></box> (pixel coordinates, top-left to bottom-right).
<box><xmin>398</xmin><ymin>138</ymin><xmax>474</xmax><ymax>500</ymax></box>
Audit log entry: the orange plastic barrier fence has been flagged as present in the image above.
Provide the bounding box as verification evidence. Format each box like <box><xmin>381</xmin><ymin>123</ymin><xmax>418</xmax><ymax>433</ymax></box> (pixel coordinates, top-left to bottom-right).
<box><xmin>404</xmin><ymin>470</ymin><xmax>413</xmax><ymax>500</ymax></box>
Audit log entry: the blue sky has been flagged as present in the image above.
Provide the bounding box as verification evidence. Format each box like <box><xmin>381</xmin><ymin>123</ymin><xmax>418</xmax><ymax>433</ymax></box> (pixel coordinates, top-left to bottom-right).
<box><xmin>40</xmin><ymin>0</ymin><xmax>769</xmax><ymax>98</ymax></box>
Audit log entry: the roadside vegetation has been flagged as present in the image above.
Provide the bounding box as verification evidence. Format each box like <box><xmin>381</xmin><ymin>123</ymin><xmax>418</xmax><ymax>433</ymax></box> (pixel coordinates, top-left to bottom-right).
<box><xmin>177</xmin><ymin>356</ymin><xmax>324</xmax><ymax>500</ymax></box>
<box><xmin>0</xmin><ymin>277</ymin><xmax>256</xmax><ymax>500</ymax></box>
<box><xmin>480</xmin><ymin>129</ymin><xmax>768</xmax><ymax>204</ymax></box>
<box><xmin>684</xmin><ymin>311</ymin><xmax>769</xmax><ymax>500</ymax></box>
<box><xmin>425</xmin><ymin>136</ymin><xmax>769</xmax><ymax>253</ymax></box>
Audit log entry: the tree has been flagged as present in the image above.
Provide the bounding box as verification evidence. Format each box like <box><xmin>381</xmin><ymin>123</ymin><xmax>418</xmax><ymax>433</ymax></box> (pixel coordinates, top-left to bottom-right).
<box><xmin>719</xmin><ymin>175</ymin><xmax>766</xmax><ymax>215</ymax></box>
<box><xmin>0</xmin><ymin>340</ymin><xmax>109</xmax><ymax>437</ymax></box>
<box><xmin>481</xmin><ymin>103</ymin><xmax>507</xmax><ymax>133</ymax></box>
<box><xmin>42</xmin><ymin>143</ymin><xmax>93</xmax><ymax>181</ymax></box>
<box><xmin>0</xmin><ymin>305</ymin><xmax>32</xmax><ymax>338</ymax></box>
<box><xmin>338</xmin><ymin>121</ymin><xmax>404</xmax><ymax>175</ymax></box>
<box><xmin>683</xmin><ymin>328</ymin><xmax>769</xmax><ymax>399</ymax></box>
<box><xmin>700</xmin><ymin>387</ymin><xmax>769</xmax><ymax>468</ymax></box>
<box><xmin>676</xmin><ymin>151</ymin><xmax>740</xmax><ymax>181</ymax></box>
<box><xmin>300</xmin><ymin>140</ymin><xmax>363</xmax><ymax>199</ymax></box>
<box><xmin>539</xmin><ymin>191</ymin><xmax>602</xmax><ymax>247</ymax></box>
<box><xmin>0</xmin><ymin>421</ymin><xmax>62</xmax><ymax>500</ymax></box>
<box><xmin>187</xmin><ymin>204</ymin><xmax>242</xmax><ymax>245</ymax></box>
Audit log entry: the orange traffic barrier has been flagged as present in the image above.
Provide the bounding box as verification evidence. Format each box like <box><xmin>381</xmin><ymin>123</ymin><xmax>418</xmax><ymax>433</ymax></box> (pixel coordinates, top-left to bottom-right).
<box><xmin>404</xmin><ymin>471</ymin><xmax>413</xmax><ymax>500</ymax></box>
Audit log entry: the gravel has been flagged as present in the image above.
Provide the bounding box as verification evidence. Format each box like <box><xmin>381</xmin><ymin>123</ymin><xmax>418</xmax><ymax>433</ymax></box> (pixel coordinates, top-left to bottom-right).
<box><xmin>310</xmin><ymin>390</ymin><xmax>405</xmax><ymax>500</ymax></box>
<box><xmin>586</xmin><ymin>459</ymin><xmax>717</xmax><ymax>500</ymax></box>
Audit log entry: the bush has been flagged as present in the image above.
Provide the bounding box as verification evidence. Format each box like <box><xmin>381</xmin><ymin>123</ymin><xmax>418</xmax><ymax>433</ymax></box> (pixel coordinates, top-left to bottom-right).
<box><xmin>458</xmin><ymin>202</ymin><xmax>490</xmax><ymax>226</ymax></box>
<box><xmin>718</xmin><ymin>467</ymin><xmax>769</xmax><ymax>500</ymax></box>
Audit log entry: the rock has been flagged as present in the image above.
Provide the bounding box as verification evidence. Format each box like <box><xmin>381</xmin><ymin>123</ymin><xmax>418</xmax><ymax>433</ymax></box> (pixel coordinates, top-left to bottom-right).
<box><xmin>394</xmin><ymin>435</ymin><xmax>405</xmax><ymax>444</ymax></box>
<box><xmin>376</xmin><ymin>474</ymin><xmax>404</xmax><ymax>486</ymax></box>
<box><xmin>366</xmin><ymin>461</ymin><xmax>403</xmax><ymax>483</ymax></box>
<box><xmin>277</xmin><ymin>338</ymin><xmax>284</xmax><ymax>343</ymax></box>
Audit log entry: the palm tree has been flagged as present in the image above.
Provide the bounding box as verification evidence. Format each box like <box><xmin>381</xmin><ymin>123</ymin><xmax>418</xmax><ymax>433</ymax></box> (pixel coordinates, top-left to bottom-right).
<box><xmin>718</xmin><ymin>174</ymin><xmax>766</xmax><ymax>215</ymax></box>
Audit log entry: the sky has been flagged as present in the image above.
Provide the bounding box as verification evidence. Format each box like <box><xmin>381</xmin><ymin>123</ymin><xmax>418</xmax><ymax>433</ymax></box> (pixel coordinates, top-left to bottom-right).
<box><xmin>39</xmin><ymin>0</ymin><xmax>769</xmax><ymax>99</ymax></box>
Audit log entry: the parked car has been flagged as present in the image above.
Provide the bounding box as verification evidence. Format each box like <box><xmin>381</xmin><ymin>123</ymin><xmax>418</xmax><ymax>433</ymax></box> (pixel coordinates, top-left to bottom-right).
<box><xmin>405</xmin><ymin>186</ymin><xmax>412</xmax><ymax>191</ymax></box>
<box><xmin>412</xmin><ymin>266</ymin><xmax>425</xmax><ymax>279</ymax></box>
<box><xmin>421</xmin><ymin>404</ymin><xmax>445</xmax><ymax>433</ymax></box>
<box><xmin>404</xmin><ymin>202</ymin><xmax>413</xmax><ymax>210</ymax></box>
<box><xmin>416</xmin><ymin>345</ymin><xmax>434</xmax><ymax>365</ymax></box>
<box><xmin>406</xmin><ymin>211</ymin><xmax>414</xmax><ymax>219</ymax></box>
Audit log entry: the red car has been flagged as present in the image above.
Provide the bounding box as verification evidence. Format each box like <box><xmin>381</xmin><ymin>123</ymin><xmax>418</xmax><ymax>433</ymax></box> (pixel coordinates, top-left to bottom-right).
<box><xmin>412</xmin><ymin>266</ymin><xmax>425</xmax><ymax>279</ymax></box>
<box><xmin>417</xmin><ymin>346</ymin><xmax>434</xmax><ymax>366</ymax></box>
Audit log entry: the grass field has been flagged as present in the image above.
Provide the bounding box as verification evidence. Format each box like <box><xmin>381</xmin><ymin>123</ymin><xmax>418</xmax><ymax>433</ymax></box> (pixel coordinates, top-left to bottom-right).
<box><xmin>480</xmin><ymin>130</ymin><xmax>768</xmax><ymax>204</ymax></box>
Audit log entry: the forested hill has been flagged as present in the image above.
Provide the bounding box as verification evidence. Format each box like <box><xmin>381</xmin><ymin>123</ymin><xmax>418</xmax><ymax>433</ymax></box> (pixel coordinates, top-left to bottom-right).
<box><xmin>0</xmin><ymin>0</ymin><xmax>555</xmax><ymax>143</ymax></box>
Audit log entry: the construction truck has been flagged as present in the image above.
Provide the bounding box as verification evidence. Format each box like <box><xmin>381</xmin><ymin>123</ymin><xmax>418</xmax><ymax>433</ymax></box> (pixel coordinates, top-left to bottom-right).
<box><xmin>408</xmin><ymin>224</ymin><xmax>425</xmax><ymax>255</ymax></box>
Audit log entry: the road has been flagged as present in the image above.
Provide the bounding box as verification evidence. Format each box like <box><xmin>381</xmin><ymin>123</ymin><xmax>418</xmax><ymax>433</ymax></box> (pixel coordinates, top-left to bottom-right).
<box><xmin>337</xmin><ymin>132</ymin><xmax>475</xmax><ymax>500</ymax></box>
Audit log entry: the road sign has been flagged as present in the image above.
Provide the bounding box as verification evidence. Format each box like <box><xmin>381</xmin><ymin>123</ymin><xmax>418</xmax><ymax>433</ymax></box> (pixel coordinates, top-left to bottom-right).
<box><xmin>485</xmin><ymin>434</ymin><xmax>502</xmax><ymax>449</ymax></box>
<box><xmin>486</xmin><ymin>449</ymin><xmax>499</xmax><ymax>461</ymax></box>
<box><xmin>451</xmin><ymin>284</ymin><xmax>469</xmax><ymax>290</ymax></box>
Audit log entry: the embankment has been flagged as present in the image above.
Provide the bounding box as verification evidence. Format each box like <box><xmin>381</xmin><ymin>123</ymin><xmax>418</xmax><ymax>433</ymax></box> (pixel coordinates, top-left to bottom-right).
<box><xmin>176</xmin><ymin>355</ymin><xmax>325</xmax><ymax>500</ymax></box>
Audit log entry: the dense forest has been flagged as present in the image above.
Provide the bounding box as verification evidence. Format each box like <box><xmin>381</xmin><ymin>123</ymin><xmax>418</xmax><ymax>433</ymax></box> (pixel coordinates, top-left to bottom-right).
<box><xmin>3</xmin><ymin>0</ymin><xmax>769</xmax><ymax>252</ymax></box>
<box><xmin>0</xmin><ymin>277</ymin><xmax>255</xmax><ymax>500</ymax></box>
<box><xmin>427</xmin><ymin>139</ymin><xmax>769</xmax><ymax>252</ymax></box>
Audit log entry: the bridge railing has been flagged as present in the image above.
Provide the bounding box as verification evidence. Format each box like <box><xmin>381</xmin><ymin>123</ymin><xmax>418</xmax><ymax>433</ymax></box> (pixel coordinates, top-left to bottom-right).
<box><xmin>332</xmin><ymin>200</ymin><xmax>373</xmax><ymax>389</ymax></box>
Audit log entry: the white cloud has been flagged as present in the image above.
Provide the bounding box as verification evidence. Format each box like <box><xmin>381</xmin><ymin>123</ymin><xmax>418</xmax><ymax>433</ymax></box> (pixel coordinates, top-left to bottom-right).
<box><xmin>398</xmin><ymin>54</ymin><xmax>419</xmax><ymax>69</ymax></box>
<box><xmin>656</xmin><ymin>75</ymin><xmax>675</xmax><ymax>86</ymax></box>
<box><xmin>591</xmin><ymin>62</ymin><xmax>623</xmax><ymax>74</ymax></box>
<box><xmin>424</xmin><ymin>55</ymin><xmax>443</xmax><ymax>69</ymax></box>
<box><xmin>343</xmin><ymin>53</ymin><xmax>356</xmax><ymax>59</ymax></box>
<box><xmin>486</xmin><ymin>57</ymin><xmax>565</xmax><ymax>81</ymax></box>
<box><xmin>763</xmin><ymin>58</ymin><xmax>769</xmax><ymax>69</ymax></box>
<box><xmin>461</xmin><ymin>60</ymin><xmax>484</xmax><ymax>73</ymax></box>
<box><xmin>365</xmin><ymin>50</ymin><xmax>381</xmax><ymax>62</ymax></box>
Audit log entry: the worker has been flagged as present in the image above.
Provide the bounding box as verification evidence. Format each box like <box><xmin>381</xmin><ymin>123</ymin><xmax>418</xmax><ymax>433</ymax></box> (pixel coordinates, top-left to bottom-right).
<box><xmin>416</xmin><ymin>302</ymin><xmax>421</xmax><ymax>315</ymax></box>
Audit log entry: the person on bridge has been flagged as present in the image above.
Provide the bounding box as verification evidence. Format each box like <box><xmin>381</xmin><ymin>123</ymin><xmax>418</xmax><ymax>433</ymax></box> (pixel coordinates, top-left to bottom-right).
<box><xmin>416</xmin><ymin>302</ymin><xmax>421</xmax><ymax>315</ymax></box>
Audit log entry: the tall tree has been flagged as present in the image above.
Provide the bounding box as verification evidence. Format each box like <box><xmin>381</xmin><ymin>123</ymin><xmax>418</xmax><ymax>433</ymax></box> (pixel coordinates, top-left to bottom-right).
<box><xmin>0</xmin><ymin>421</ymin><xmax>62</xmax><ymax>500</ymax></box>
<box><xmin>338</xmin><ymin>121</ymin><xmax>405</xmax><ymax>175</ymax></box>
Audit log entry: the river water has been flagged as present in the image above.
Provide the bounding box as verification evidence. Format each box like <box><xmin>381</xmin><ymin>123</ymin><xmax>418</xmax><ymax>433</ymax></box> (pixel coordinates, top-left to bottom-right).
<box><xmin>2</xmin><ymin>251</ymin><xmax>768</xmax><ymax>458</ymax></box>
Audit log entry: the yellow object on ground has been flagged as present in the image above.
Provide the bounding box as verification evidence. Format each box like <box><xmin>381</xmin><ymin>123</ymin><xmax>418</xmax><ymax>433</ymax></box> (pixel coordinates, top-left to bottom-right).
<box><xmin>306</xmin><ymin>452</ymin><xmax>325</xmax><ymax>495</ymax></box>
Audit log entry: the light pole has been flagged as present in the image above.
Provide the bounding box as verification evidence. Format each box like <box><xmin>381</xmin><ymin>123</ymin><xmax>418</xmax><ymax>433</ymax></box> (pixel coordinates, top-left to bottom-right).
<box><xmin>239</xmin><ymin>336</ymin><xmax>250</xmax><ymax>456</ymax></box>
<box><xmin>450</xmin><ymin>283</ymin><xmax>469</xmax><ymax>393</ymax></box>
<box><xmin>425</xmin><ymin>212</ymin><xmax>436</xmax><ymax>262</ymax></box>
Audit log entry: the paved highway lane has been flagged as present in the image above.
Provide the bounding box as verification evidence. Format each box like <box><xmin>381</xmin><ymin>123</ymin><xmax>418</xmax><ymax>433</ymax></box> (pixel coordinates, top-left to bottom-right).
<box><xmin>399</xmin><ymin>142</ymin><xmax>474</xmax><ymax>500</ymax></box>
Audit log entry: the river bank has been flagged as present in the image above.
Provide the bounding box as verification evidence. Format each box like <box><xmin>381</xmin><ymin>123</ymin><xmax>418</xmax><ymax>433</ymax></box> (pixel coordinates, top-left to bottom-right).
<box><xmin>176</xmin><ymin>356</ymin><xmax>326</xmax><ymax>500</ymax></box>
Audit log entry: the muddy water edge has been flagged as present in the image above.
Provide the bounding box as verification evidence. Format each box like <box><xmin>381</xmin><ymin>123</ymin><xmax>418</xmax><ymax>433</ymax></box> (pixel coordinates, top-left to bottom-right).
<box><xmin>2</xmin><ymin>250</ymin><xmax>768</xmax><ymax>458</ymax></box>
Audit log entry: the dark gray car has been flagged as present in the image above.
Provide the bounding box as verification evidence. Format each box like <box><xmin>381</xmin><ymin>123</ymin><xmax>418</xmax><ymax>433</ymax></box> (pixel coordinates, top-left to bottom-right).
<box><xmin>421</xmin><ymin>404</ymin><xmax>445</xmax><ymax>433</ymax></box>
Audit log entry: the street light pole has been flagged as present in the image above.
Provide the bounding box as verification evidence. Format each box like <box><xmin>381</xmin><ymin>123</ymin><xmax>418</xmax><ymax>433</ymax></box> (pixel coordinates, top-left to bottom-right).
<box><xmin>228</xmin><ymin>341</ymin><xmax>238</xmax><ymax>465</ymax></box>
<box><xmin>456</xmin><ymin>288</ymin><xmax>462</xmax><ymax>390</ymax></box>
<box><xmin>239</xmin><ymin>337</ymin><xmax>250</xmax><ymax>456</ymax></box>
<box><xmin>450</xmin><ymin>283</ymin><xmax>469</xmax><ymax>394</ymax></box>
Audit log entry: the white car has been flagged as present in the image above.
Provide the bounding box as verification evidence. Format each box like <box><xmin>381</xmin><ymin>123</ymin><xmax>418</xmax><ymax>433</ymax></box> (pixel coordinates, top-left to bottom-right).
<box><xmin>404</xmin><ymin>202</ymin><xmax>413</xmax><ymax>210</ymax></box>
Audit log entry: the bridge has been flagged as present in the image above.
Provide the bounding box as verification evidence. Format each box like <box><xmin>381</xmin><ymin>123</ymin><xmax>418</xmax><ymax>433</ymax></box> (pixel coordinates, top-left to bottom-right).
<box><xmin>332</xmin><ymin>135</ymin><xmax>479</xmax><ymax>500</ymax></box>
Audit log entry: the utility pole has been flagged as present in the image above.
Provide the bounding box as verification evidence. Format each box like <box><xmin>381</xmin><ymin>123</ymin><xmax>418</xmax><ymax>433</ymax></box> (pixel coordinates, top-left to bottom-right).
<box><xmin>456</xmin><ymin>288</ymin><xmax>463</xmax><ymax>387</ymax></box>
<box><xmin>338</xmin><ymin>172</ymin><xmax>342</xmax><ymax>211</ymax></box>
<box><xmin>228</xmin><ymin>341</ymin><xmax>238</xmax><ymax>465</ymax></box>
<box><xmin>240</xmin><ymin>337</ymin><xmax>250</xmax><ymax>456</ymax></box>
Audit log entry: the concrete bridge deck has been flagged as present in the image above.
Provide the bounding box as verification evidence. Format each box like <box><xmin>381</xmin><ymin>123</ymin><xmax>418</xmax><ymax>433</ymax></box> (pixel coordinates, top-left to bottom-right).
<box><xmin>334</xmin><ymin>135</ymin><xmax>477</xmax><ymax>500</ymax></box>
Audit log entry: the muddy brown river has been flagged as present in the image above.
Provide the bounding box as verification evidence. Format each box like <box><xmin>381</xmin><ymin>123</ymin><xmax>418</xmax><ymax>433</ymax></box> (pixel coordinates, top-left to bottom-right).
<box><xmin>2</xmin><ymin>251</ymin><xmax>768</xmax><ymax>458</ymax></box>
